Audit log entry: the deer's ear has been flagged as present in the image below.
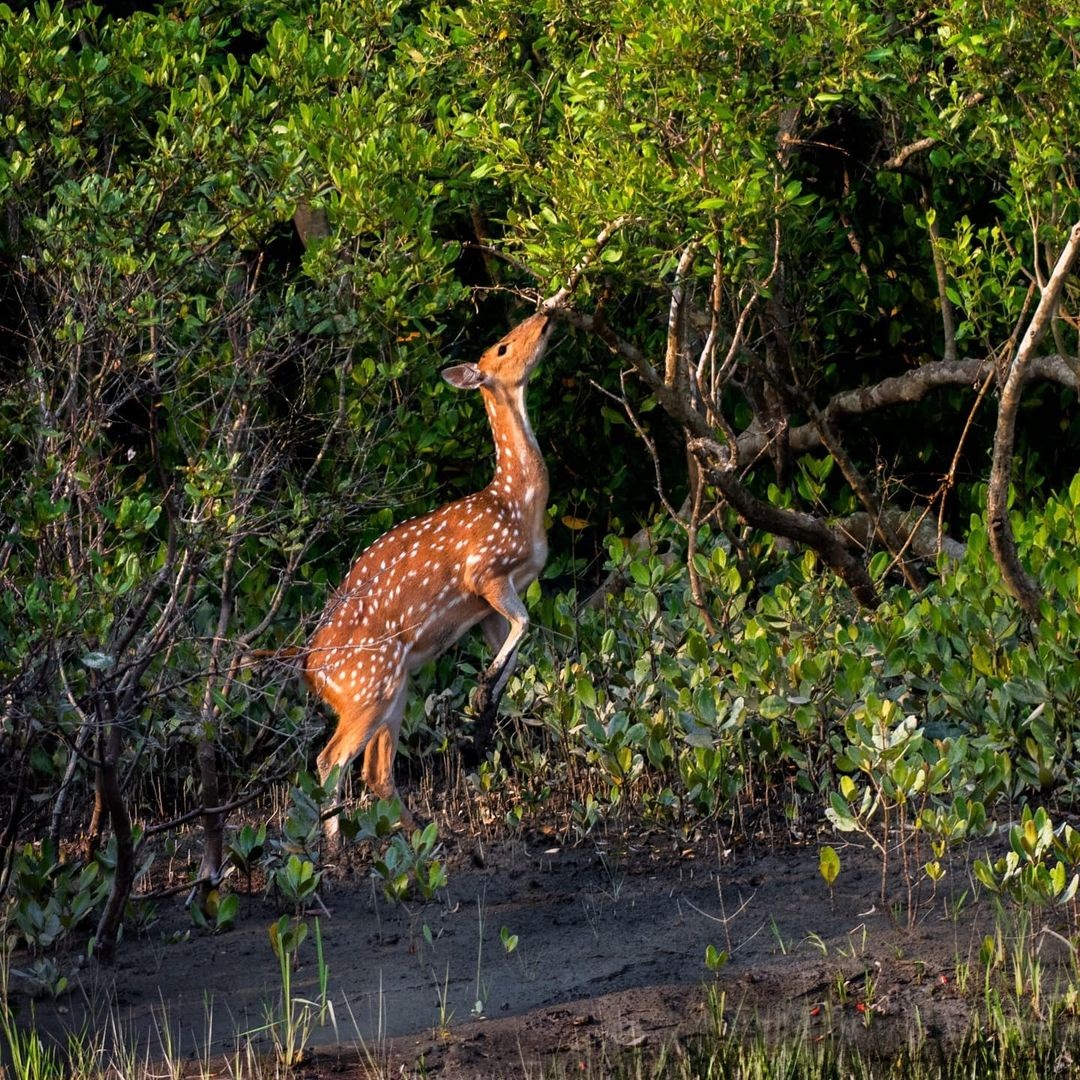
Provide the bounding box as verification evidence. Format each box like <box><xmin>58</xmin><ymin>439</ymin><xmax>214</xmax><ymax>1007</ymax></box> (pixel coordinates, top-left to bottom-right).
<box><xmin>441</xmin><ymin>363</ymin><xmax>488</xmax><ymax>390</ymax></box>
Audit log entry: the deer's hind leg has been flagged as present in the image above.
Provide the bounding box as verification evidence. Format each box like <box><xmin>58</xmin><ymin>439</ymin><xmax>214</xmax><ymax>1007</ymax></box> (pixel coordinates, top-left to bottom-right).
<box><xmin>360</xmin><ymin>685</ymin><xmax>417</xmax><ymax>830</ymax></box>
<box><xmin>316</xmin><ymin>680</ymin><xmax>412</xmax><ymax>843</ymax></box>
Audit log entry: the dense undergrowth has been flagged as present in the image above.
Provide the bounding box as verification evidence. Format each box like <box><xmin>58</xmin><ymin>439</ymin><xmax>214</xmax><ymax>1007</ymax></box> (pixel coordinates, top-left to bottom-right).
<box><xmin>461</xmin><ymin>476</ymin><xmax>1080</xmax><ymax>864</ymax></box>
<box><xmin>2</xmin><ymin>478</ymin><xmax>1080</xmax><ymax>1075</ymax></box>
<box><xmin>5</xmin><ymin>478</ymin><xmax>1080</xmax><ymax>938</ymax></box>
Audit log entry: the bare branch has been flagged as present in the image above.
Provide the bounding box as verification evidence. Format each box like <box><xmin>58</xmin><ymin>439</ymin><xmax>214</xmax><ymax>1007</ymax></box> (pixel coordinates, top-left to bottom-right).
<box><xmin>694</xmin><ymin>244</ymin><xmax>725</xmax><ymax>423</ymax></box>
<box><xmin>805</xmin><ymin>400</ymin><xmax>926</xmax><ymax>591</ymax></box>
<box><xmin>543</xmin><ymin>216</ymin><xmax>633</xmax><ymax>310</ymax></box>
<box><xmin>882</xmin><ymin>136</ymin><xmax>937</xmax><ymax>171</ymax></box>
<box><xmin>690</xmin><ymin>441</ymin><xmax>881</xmax><ymax>609</ymax></box>
<box><xmin>923</xmin><ymin>189</ymin><xmax>957</xmax><ymax>363</ymax></box>
<box><xmin>836</xmin><ymin>508</ymin><xmax>967</xmax><ymax>562</ymax></box>
<box><xmin>988</xmin><ymin>220</ymin><xmax>1080</xmax><ymax>618</ymax></box>
<box><xmin>937</xmin><ymin>366</ymin><xmax>995</xmax><ymax>545</ymax></box>
<box><xmin>589</xmin><ymin>375</ymin><xmax>680</xmax><ymax>522</ymax></box>
<box><xmin>141</xmin><ymin>775</ymin><xmax>290</xmax><ymax>838</ymax></box>
<box><xmin>761</xmin><ymin>353</ymin><xmax>1080</xmax><ymax>463</ymax></box>
<box><xmin>562</xmin><ymin>295</ymin><xmax>1079</xmax><ymax>476</ymax></box>
<box><xmin>665</xmin><ymin>241</ymin><xmax>701</xmax><ymax>388</ymax></box>
<box><xmin>882</xmin><ymin>93</ymin><xmax>985</xmax><ymax>171</ymax></box>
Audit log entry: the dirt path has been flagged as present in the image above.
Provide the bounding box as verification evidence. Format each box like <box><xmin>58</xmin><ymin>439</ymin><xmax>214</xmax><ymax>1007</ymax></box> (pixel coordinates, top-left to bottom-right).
<box><xmin>14</xmin><ymin>832</ymin><xmax>1034</xmax><ymax>1077</ymax></box>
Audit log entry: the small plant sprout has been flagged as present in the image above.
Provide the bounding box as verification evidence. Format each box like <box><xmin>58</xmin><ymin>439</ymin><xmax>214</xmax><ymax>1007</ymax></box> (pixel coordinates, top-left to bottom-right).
<box><xmin>340</xmin><ymin>796</ymin><xmax>404</xmax><ymax>845</ymax></box>
<box><xmin>769</xmin><ymin>915</ymin><xmax>790</xmax><ymax>956</ymax></box>
<box><xmin>272</xmin><ymin>854</ymin><xmax>322</xmax><ymax>914</ymax></box>
<box><xmin>226</xmin><ymin>822</ymin><xmax>267</xmax><ymax>896</ymax></box>
<box><xmin>189</xmin><ymin>886</ymin><xmax>239</xmax><ymax>933</ymax></box>
<box><xmin>858</xmin><ymin>967</ymin><xmax>878</xmax><ymax>1027</ymax></box>
<box><xmin>819</xmin><ymin>845</ymin><xmax>841</xmax><ymax>907</ymax></box>
<box><xmin>473</xmin><ymin>894</ymin><xmax>488</xmax><ymax>1018</ymax></box>
<box><xmin>263</xmin><ymin>914</ymin><xmax>330</xmax><ymax>1067</ymax></box>
<box><xmin>373</xmin><ymin>842</ymin><xmax>411</xmax><ymax>903</ymax></box>
<box><xmin>974</xmin><ymin>805</ymin><xmax>1080</xmax><ymax>922</ymax></box>
<box><xmin>433</xmin><ymin>962</ymin><xmax>454</xmax><ymax>1035</ymax></box>
<box><xmin>373</xmin><ymin>821</ymin><xmax>447</xmax><ymax>903</ymax></box>
<box><xmin>705</xmin><ymin>944</ymin><xmax>729</xmax><ymax>973</ymax></box>
<box><xmin>500</xmin><ymin>926</ymin><xmax>519</xmax><ymax>955</ymax></box>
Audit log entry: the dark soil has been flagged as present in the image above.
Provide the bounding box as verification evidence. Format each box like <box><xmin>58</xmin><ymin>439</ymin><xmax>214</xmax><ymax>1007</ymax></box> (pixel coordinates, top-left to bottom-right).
<box><xmin>12</xmin><ymin>824</ymin><xmax>1046</xmax><ymax>1078</ymax></box>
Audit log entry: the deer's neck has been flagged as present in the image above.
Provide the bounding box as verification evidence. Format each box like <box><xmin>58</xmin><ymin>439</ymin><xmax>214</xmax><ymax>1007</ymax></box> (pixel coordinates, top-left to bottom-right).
<box><xmin>483</xmin><ymin>382</ymin><xmax>549</xmax><ymax>512</ymax></box>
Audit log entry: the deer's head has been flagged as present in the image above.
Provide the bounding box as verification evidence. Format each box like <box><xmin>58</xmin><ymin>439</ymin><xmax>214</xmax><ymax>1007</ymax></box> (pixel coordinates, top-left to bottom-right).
<box><xmin>441</xmin><ymin>313</ymin><xmax>553</xmax><ymax>392</ymax></box>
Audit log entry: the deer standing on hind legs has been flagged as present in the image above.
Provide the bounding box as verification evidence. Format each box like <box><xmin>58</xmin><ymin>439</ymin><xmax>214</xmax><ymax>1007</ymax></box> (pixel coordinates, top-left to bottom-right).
<box><xmin>303</xmin><ymin>312</ymin><xmax>555</xmax><ymax>844</ymax></box>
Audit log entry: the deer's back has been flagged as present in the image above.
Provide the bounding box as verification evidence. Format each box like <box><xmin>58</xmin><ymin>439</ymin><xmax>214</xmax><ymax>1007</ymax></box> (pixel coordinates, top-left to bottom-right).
<box><xmin>303</xmin><ymin>487</ymin><xmax>544</xmax><ymax>704</ymax></box>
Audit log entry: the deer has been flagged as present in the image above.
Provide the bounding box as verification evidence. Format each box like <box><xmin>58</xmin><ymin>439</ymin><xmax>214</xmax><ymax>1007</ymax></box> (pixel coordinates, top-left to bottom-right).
<box><xmin>298</xmin><ymin>311</ymin><xmax>555</xmax><ymax>843</ymax></box>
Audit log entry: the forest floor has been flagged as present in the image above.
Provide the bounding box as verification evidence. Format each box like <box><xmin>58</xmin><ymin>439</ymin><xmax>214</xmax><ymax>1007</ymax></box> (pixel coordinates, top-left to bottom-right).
<box><xmin>13</xmin><ymin>814</ymin><xmax>1059</xmax><ymax>1079</ymax></box>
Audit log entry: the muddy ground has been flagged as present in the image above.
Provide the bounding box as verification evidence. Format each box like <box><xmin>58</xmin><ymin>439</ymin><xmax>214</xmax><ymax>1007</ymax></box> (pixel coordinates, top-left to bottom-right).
<box><xmin>12</xmin><ymin>816</ymin><xmax>1056</xmax><ymax>1079</ymax></box>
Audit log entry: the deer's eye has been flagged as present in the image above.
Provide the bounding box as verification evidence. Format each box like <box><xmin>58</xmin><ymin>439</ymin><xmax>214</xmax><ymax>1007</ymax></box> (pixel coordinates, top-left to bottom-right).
<box><xmin>497</xmin><ymin>344</ymin><xmax>508</xmax><ymax>356</ymax></box>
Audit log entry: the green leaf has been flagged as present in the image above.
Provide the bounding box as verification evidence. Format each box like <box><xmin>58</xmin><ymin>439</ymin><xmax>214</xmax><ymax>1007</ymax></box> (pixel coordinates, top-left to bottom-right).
<box><xmin>575</xmin><ymin>675</ymin><xmax>597</xmax><ymax>710</ymax></box>
<box><xmin>686</xmin><ymin>630</ymin><xmax>709</xmax><ymax>663</ymax></box>
<box><xmin>973</xmin><ymin>859</ymin><xmax>1000</xmax><ymax>893</ymax></box>
<box><xmin>819</xmin><ymin>845</ymin><xmax>841</xmax><ymax>889</ymax></box>
<box><xmin>759</xmin><ymin>695</ymin><xmax>787</xmax><ymax>720</ymax></box>
<box><xmin>705</xmin><ymin>944</ymin><xmax>729</xmax><ymax>971</ymax></box>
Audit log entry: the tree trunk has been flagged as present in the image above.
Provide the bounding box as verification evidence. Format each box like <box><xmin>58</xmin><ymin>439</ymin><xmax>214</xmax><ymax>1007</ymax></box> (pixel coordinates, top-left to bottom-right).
<box><xmin>93</xmin><ymin>700</ymin><xmax>134</xmax><ymax>966</ymax></box>
<box><xmin>195</xmin><ymin>731</ymin><xmax>224</xmax><ymax>892</ymax></box>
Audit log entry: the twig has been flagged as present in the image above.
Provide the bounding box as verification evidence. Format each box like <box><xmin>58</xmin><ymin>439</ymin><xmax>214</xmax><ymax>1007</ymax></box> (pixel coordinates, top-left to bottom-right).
<box><xmin>142</xmin><ymin>776</ymin><xmax>291</xmax><ymax>837</ymax></box>
<box><xmin>137</xmin><ymin>874</ymin><xmax>215</xmax><ymax>902</ymax></box>
<box><xmin>936</xmin><ymin>366</ymin><xmax>995</xmax><ymax>547</ymax></box>
<box><xmin>923</xmin><ymin>186</ymin><xmax>957</xmax><ymax>363</ymax></box>
<box><xmin>589</xmin><ymin>375</ymin><xmax>680</xmax><ymax>522</ymax></box>
<box><xmin>543</xmin><ymin>216</ymin><xmax>633</xmax><ymax>310</ymax></box>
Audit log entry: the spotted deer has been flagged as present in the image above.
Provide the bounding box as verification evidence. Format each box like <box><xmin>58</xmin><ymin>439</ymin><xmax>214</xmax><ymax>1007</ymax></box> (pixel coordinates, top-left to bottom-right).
<box><xmin>303</xmin><ymin>312</ymin><xmax>554</xmax><ymax>841</ymax></box>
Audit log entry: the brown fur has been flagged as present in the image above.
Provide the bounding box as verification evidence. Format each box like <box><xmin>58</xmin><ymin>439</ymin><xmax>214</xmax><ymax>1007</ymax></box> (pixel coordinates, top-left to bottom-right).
<box><xmin>301</xmin><ymin>314</ymin><xmax>554</xmax><ymax>840</ymax></box>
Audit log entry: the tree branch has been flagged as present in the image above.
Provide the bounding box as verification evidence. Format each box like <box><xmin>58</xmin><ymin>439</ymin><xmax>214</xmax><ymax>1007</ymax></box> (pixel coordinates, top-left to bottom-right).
<box><xmin>923</xmin><ymin>188</ymin><xmax>957</xmax><ymax>363</ymax></box>
<box><xmin>837</xmin><ymin>508</ymin><xmax>967</xmax><ymax>563</ymax></box>
<box><xmin>758</xmin><ymin>353</ymin><xmax>1080</xmax><ymax>463</ymax></box>
<box><xmin>543</xmin><ymin>216</ymin><xmax>633</xmax><ymax>311</ymax></box>
<box><xmin>882</xmin><ymin>136</ymin><xmax>937</xmax><ymax>171</ymax></box>
<box><xmin>987</xmin><ymin>220</ymin><xmax>1080</xmax><ymax>618</ymax></box>
<box><xmin>882</xmin><ymin>93</ymin><xmax>986</xmax><ymax>171</ymax></box>
<box><xmin>665</xmin><ymin>240</ymin><xmax>701</xmax><ymax>389</ymax></box>
<box><xmin>690</xmin><ymin>442</ymin><xmax>881</xmax><ymax>609</ymax></box>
